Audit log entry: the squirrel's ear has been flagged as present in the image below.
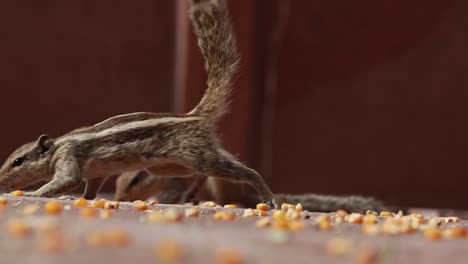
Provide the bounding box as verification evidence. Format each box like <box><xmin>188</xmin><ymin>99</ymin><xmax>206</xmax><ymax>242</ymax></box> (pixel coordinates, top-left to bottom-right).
<box><xmin>36</xmin><ymin>134</ymin><xmax>54</xmax><ymax>154</ymax></box>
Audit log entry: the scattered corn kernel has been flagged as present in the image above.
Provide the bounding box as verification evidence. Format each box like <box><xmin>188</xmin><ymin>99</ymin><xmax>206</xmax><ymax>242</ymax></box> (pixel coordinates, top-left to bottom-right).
<box><xmin>255</xmin><ymin>218</ymin><xmax>271</xmax><ymax>228</ymax></box>
<box><xmin>365</xmin><ymin>210</ymin><xmax>378</xmax><ymax>216</ymax></box>
<box><xmin>0</xmin><ymin>197</ymin><xmax>8</xmax><ymax>206</ymax></box>
<box><xmin>90</xmin><ymin>199</ymin><xmax>106</xmax><ymax>208</ymax></box>
<box><xmin>424</xmin><ymin>228</ymin><xmax>442</xmax><ymax>241</ymax></box>
<box><xmin>255</xmin><ymin>209</ymin><xmax>267</xmax><ymax>217</ymax></box>
<box><xmin>363</xmin><ymin>215</ymin><xmax>378</xmax><ymax>225</ymax></box>
<box><xmin>256</xmin><ymin>203</ymin><xmax>270</xmax><ymax>211</ymax></box>
<box><xmin>100</xmin><ymin>210</ymin><xmax>113</xmax><ymax>219</ymax></box>
<box><xmin>242</xmin><ymin>209</ymin><xmax>255</xmax><ymax>217</ymax></box>
<box><xmin>379</xmin><ymin>211</ymin><xmax>394</xmax><ymax>217</ymax></box>
<box><xmin>202</xmin><ymin>201</ymin><xmax>217</xmax><ymax>207</ymax></box>
<box><xmin>164</xmin><ymin>208</ymin><xmax>184</xmax><ymax>222</ymax></box>
<box><xmin>147</xmin><ymin>211</ymin><xmax>167</xmax><ymax>223</ymax></box>
<box><xmin>325</xmin><ymin>238</ymin><xmax>352</xmax><ymax>256</ymax></box>
<box><xmin>444</xmin><ymin>217</ymin><xmax>460</xmax><ymax>223</ymax></box>
<box><xmin>133</xmin><ymin>202</ymin><xmax>148</xmax><ymax>211</ymax></box>
<box><xmin>295</xmin><ymin>203</ymin><xmax>303</xmax><ymax>212</ymax></box>
<box><xmin>399</xmin><ymin>224</ymin><xmax>415</xmax><ymax>234</ymax></box>
<box><xmin>215</xmin><ymin>248</ymin><xmax>243</xmax><ymax>264</ymax></box>
<box><xmin>80</xmin><ymin>207</ymin><xmax>98</xmax><ymax>218</ymax></box>
<box><xmin>213</xmin><ymin>212</ymin><xmax>224</xmax><ymax>220</ymax></box>
<box><xmin>442</xmin><ymin>226</ymin><xmax>465</xmax><ymax>239</ymax></box>
<box><xmin>104</xmin><ymin>201</ymin><xmax>119</xmax><ymax>209</ymax></box>
<box><xmin>362</xmin><ymin>224</ymin><xmax>380</xmax><ymax>236</ymax></box>
<box><xmin>272</xmin><ymin>210</ymin><xmax>286</xmax><ymax>220</ymax></box>
<box><xmin>428</xmin><ymin>217</ymin><xmax>444</xmax><ymax>228</ymax></box>
<box><xmin>281</xmin><ymin>203</ymin><xmax>294</xmax><ymax>212</ymax></box>
<box><xmin>214</xmin><ymin>211</ymin><xmax>235</xmax><ymax>221</ymax></box>
<box><xmin>73</xmin><ymin>198</ymin><xmax>88</xmax><ymax>207</ymax></box>
<box><xmin>11</xmin><ymin>190</ymin><xmax>24</xmax><ymax>196</ymax></box>
<box><xmin>288</xmin><ymin>220</ymin><xmax>305</xmax><ymax>232</ymax></box>
<box><xmin>410</xmin><ymin>213</ymin><xmax>423</xmax><ymax>220</ymax></box>
<box><xmin>336</xmin><ymin>210</ymin><xmax>347</xmax><ymax>217</ymax></box>
<box><xmin>44</xmin><ymin>201</ymin><xmax>62</xmax><ymax>215</ymax></box>
<box><xmin>6</xmin><ymin>219</ymin><xmax>31</xmax><ymax>237</ymax></box>
<box><xmin>155</xmin><ymin>240</ymin><xmax>185</xmax><ymax>262</ymax></box>
<box><xmin>286</xmin><ymin>208</ymin><xmax>300</xmax><ymax>220</ymax></box>
<box><xmin>185</xmin><ymin>208</ymin><xmax>200</xmax><ymax>217</ymax></box>
<box><xmin>272</xmin><ymin>219</ymin><xmax>289</xmax><ymax>230</ymax></box>
<box><xmin>347</xmin><ymin>213</ymin><xmax>363</xmax><ymax>224</ymax></box>
<box><xmin>224</xmin><ymin>204</ymin><xmax>237</xmax><ymax>209</ymax></box>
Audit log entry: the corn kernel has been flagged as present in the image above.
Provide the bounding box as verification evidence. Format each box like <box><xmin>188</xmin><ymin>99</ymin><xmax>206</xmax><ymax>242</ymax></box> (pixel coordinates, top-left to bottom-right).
<box><xmin>272</xmin><ymin>219</ymin><xmax>289</xmax><ymax>230</ymax></box>
<box><xmin>164</xmin><ymin>208</ymin><xmax>184</xmax><ymax>222</ymax></box>
<box><xmin>336</xmin><ymin>209</ymin><xmax>347</xmax><ymax>217</ymax></box>
<box><xmin>295</xmin><ymin>203</ymin><xmax>303</xmax><ymax>212</ymax></box>
<box><xmin>147</xmin><ymin>211</ymin><xmax>167</xmax><ymax>223</ymax></box>
<box><xmin>242</xmin><ymin>209</ymin><xmax>255</xmax><ymax>217</ymax></box>
<box><xmin>444</xmin><ymin>217</ymin><xmax>460</xmax><ymax>223</ymax></box>
<box><xmin>362</xmin><ymin>224</ymin><xmax>380</xmax><ymax>236</ymax></box>
<box><xmin>256</xmin><ymin>203</ymin><xmax>270</xmax><ymax>211</ymax></box>
<box><xmin>104</xmin><ymin>201</ymin><xmax>119</xmax><ymax>209</ymax></box>
<box><xmin>365</xmin><ymin>210</ymin><xmax>378</xmax><ymax>216</ymax></box>
<box><xmin>363</xmin><ymin>215</ymin><xmax>378</xmax><ymax>225</ymax></box>
<box><xmin>106</xmin><ymin>228</ymin><xmax>130</xmax><ymax>247</ymax></box>
<box><xmin>213</xmin><ymin>212</ymin><xmax>224</xmax><ymax>220</ymax></box>
<box><xmin>6</xmin><ymin>219</ymin><xmax>31</xmax><ymax>237</ymax></box>
<box><xmin>224</xmin><ymin>204</ymin><xmax>237</xmax><ymax>209</ymax></box>
<box><xmin>73</xmin><ymin>198</ymin><xmax>88</xmax><ymax>207</ymax></box>
<box><xmin>133</xmin><ymin>202</ymin><xmax>148</xmax><ymax>211</ymax></box>
<box><xmin>255</xmin><ymin>218</ymin><xmax>271</xmax><ymax>228</ymax></box>
<box><xmin>44</xmin><ymin>201</ymin><xmax>62</xmax><ymax>215</ymax></box>
<box><xmin>325</xmin><ymin>238</ymin><xmax>352</xmax><ymax>256</ymax></box>
<box><xmin>155</xmin><ymin>240</ymin><xmax>185</xmax><ymax>262</ymax></box>
<box><xmin>380</xmin><ymin>211</ymin><xmax>394</xmax><ymax>217</ymax></box>
<box><xmin>185</xmin><ymin>208</ymin><xmax>200</xmax><ymax>217</ymax></box>
<box><xmin>288</xmin><ymin>220</ymin><xmax>305</xmax><ymax>232</ymax></box>
<box><xmin>347</xmin><ymin>213</ymin><xmax>363</xmax><ymax>224</ymax></box>
<box><xmin>222</xmin><ymin>211</ymin><xmax>235</xmax><ymax>221</ymax></box>
<box><xmin>424</xmin><ymin>228</ymin><xmax>442</xmax><ymax>241</ymax></box>
<box><xmin>90</xmin><ymin>199</ymin><xmax>106</xmax><ymax>208</ymax></box>
<box><xmin>80</xmin><ymin>207</ymin><xmax>98</xmax><ymax>218</ymax></box>
<box><xmin>410</xmin><ymin>213</ymin><xmax>424</xmax><ymax>220</ymax></box>
<box><xmin>399</xmin><ymin>224</ymin><xmax>415</xmax><ymax>234</ymax></box>
<box><xmin>215</xmin><ymin>248</ymin><xmax>243</xmax><ymax>264</ymax></box>
<box><xmin>0</xmin><ymin>197</ymin><xmax>8</xmax><ymax>206</ymax></box>
<box><xmin>281</xmin><ymin>203</ymin><xmax>294</xmax><ymax>212</ymax></box>
<box><xmin>272</xmin><ymin>210</ymin><xmax>286</xmax><ymax>220</ymax></box>
<box><xmin>100</xmin><ymin>210</ymin><xmax>113</xmax><ymax>219</ymax></box>
<box><xmin>202</xmin><ymin>201</ymin><xmax>217</xmax><ymax>207</ymax></box>
<box><xmin>442</xmin><ymin>226</ymin><xmax>465</xmax><ymax>239</ymax></box>
<box><xmin>286</xmin><ymin>208</ymin><xmax>300</xmax><ymax>220</ymax></box>
<box><xmin>11</xmin><ymin>190</ymin><xmax>24</xmax><ymax>196</ymax></box>
<box><xmin>428</xmin><ymin>217</ymin><xmax>444</xmax><ymax>228</ymax></box>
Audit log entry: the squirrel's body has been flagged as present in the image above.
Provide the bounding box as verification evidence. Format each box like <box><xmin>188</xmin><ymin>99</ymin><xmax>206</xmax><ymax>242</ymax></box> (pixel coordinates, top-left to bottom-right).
<box><xmin>0</xmin><ymin>0</ymin><xmax>277</xmax><ymax>207</ymax></box>
<box><xmin>115</xmin><ymin>171</ymin><xmax>387</xmax><ymax>212</ymax></box>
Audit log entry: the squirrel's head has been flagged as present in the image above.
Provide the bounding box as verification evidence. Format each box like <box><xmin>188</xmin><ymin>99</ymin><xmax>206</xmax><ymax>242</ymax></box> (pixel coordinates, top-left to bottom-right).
<box><xmin>0</xmin><ymin>134</ymin><xmax>55</xmax><ymax>190</ymax></box>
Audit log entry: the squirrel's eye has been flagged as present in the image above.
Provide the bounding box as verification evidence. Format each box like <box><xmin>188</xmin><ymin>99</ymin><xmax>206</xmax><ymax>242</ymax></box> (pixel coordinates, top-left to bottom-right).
<box><xmin>12</xmin><ymin>157</ymin><xmax>24</xmax><ymax>167</ymax></box>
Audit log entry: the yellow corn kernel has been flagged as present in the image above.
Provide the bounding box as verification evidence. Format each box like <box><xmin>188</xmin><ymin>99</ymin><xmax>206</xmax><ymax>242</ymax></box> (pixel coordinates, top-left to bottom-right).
<box><xmin>44</xmin><ymin>201</ymin><xmax>62</xmax><ymax>215</ymax></box>
<box><xmin>379</xmin><ymin>211</ymin><xmax>394</xmax><ymax>217</ymax></box>
<box><xmin>399</xmin><ymin>224</ymin><xmax>415</xmax><ymax>234</ymax></box>
<box><xmin>347</xmin><ymin>213</ymin><xmax>363</xmax><ymax>224</ymax></box>
<box><xmin>288</xmin><ymin>220</ymin><xmax>305</xmax><ymax>232</ymax></box>
<box><xmin>91</xmin><ymin>199</ymin><xmax>106</xmax><ymax>208</ymax></box>
<box><xmin>410</xmin><ymin>213</ymin><xmax>424</xmax><ymax>220</ymax></box>
<box><xmin>222</xmin><ymin>211</ymin><xmax>235</xmax><ymax>221</ymax></box>
<box><xmin>242</xmin><ymin>209</ymin><xmax>255</xmax><ymax>217</ymax></box>
<box><xmin>365</xmin><ymin>210</ymin><xmax>378</xmax><ymax>216</ymax></box>
<box><xmin>73</xmin><ymin>198</ymin><xmax>88</xmax><ymax>207</ymax></box>
<box><xmin>325</xmin><ymin>238</ymin><xmax>352</xmax><ymax>256</ymax></box>
<box><xmin>215</xmin><ymin>248</ymin><xmax>243</xmax><ymax>264</ymax></box>
<box><xmin>104</xmin><ymin>201</ymin><xmax>119</xmax><ymax>209</ymax></box>
<box><xmin>6</xmin><ymin>219</ymin><xmax>31</xmax><ymax>237</ymax></box>
<box><xmin>428</xmin><ymin>217</ymin><xmax>444</xmax><ymax>228</ymax></box>
<box><xmin>80</xmin><ymin>207</ymin><xmax>98</xmax><ymax>218</ymax></box>
<box><xmin>164</xmin><ymin>208</ymin><xmax>184</xmax><ymax>222</ymax></box>
<box><xmin>185</xmin><ymin>208</ymin><xmax>200</xmax><ymax>217</ymax></box>
<box><xmin>362</xmin><ymin>224</ymin><xmax>380</xmax><ymax>236</ymax></box>
<box><xmin>255</xmin><ymin>210</ymin><xmax>268</xmax><ymax>217</ymax></box>
<box><xmin>202</xmin><ymin>201</ymin><xmax>217</xmax><ymax>207</ymax></box>
<box><xmin>133</xmin><ymin>202</ymin><xmax>148</xmax><ymax>211</ymax></box>
<box><xmin>286</xmin><ymin>208</ymin><xmax>300</xmax><ymax>220</ymax></box>
<box><xmin>224</xmin><ymin>204</ymin><xmax>237</xmax><ymax>209</ymax></box>
<box><xmin>295</xmin><ymin>203</ymin><xmax>303</xmax><ymax>212</ymax></box>
<box><xmin>336</xmin><ymin>209</ymin><xmax>347</xmax><ymax>217</ymax></box>
<box><xmin>272</xmin><ymin>219</ymin><xmax>289</xmax><ymax>230</ymax></box>
<box><xmin>256</xmin><ymin>203</ymin><xmax>270</xmax><ymax>211</ymax></box>
<box><xmin>424</xmin><ymin>228</ymin><xmax>442</xmax><ymax>241</ymax></box>
<box><xmin>363</xmin><ymin>215</ymin><xmax>378</xmax><ymax>225</ymax></box>
<box><xmin>100</xmin><ymin>210</ymin><xmax>113</xmax><ymax>219</ymax></box>
<box><xmin>11</xmin><ymin>190</ymin><xmax>24</xmax><ymax>196</ymax></box>
<box><xmin>272</xmin><ymin>210</ymin><xmax>286</xmax><ymax>220</ymax></box>
<box><xmin>155</xmin><ymin>240</ymin><xmax>185</xmax><ymax>262</ymax></box>
<box><xmin>255</xmin><ymin>218</ymin><xmax>272</xmax><ymax>228</ymax></box>
<box><xmin>213</xmin><ymin>212</ymin><xmax>224</xmax><ymax>220</ymax></box>
<box><xmin>0</xmin><ymin>197</ymin><xmax>8</xmax><ymax>206</ymax></box>
<box><xmin>442</xmin><ymin>226</ymin><xmax>465</xmax><ymax>239</ymax></box>
<box><xmin>444</xmin><ymin>217</ymin><xmax>461</xmax><ymax>223</ymax></box>
<box><xmin>281</xmin><ymin>203</ymin><xmax>294</xmax><ymax>212</ymax></box>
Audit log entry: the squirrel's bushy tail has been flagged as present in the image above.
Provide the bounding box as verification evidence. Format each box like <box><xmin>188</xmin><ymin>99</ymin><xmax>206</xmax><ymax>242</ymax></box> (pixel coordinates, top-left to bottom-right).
<box><xmin>188</xmin><ymin>0</ymin><xmax>239</xmax><ymax>124</ymax></box>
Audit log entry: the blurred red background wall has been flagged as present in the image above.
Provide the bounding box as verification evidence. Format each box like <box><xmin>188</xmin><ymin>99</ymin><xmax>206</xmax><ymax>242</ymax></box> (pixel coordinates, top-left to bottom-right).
<box><xmin>0</xmin><ymin>0</ymin><xmax>466</xmax><ymax>209</ymax></box>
